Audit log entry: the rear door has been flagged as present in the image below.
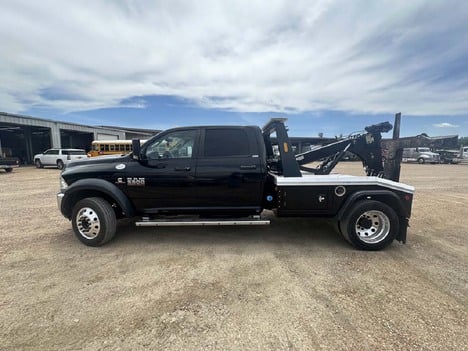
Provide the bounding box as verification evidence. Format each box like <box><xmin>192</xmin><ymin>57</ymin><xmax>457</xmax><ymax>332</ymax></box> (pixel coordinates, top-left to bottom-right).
<box><xmin>194</xmin><ymin>127</ymin><xmax>264</xmax><ymax>209</ymax></box>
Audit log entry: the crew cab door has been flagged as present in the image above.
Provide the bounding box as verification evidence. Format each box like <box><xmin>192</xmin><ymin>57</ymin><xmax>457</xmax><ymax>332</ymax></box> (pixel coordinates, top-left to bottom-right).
<box><xmin>194</xmin><ymin>127</ymin><xmax>264</xmax><ymax>210</ymax></box>
<box><xmin>124</xmin><ymin>129</ymin><xmax>199</xmax><ymax>210</ymax></box>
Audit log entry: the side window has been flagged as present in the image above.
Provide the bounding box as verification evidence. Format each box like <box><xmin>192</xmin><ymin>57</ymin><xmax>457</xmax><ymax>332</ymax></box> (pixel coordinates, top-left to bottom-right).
<box><xmin>204</xmin><ymin>129</ymin><xmax>249</xmax><ymax>157</ymax></box>
<box><xmin>110</xmin><ymin>144</ymin><xmax>115</xmax><ymax>152</ymax></box>
<box><xmin>43</xmin><ymin>150</ymin><xmax>51</xmax><ymax>155</ymax></box>
<box><xmin>62</xmin><ymin>150</ymin><xmax>69</xmax><ymax>155</ymax></box>
<box><xmin>48</xmin><ymin>150</ymin><xmax>59</xmax><ymax>155</ymax></box>
<box><xmin>145</xmin><ymin>130</ymin><xmax>197</xmax><ymax>160</ymax></box>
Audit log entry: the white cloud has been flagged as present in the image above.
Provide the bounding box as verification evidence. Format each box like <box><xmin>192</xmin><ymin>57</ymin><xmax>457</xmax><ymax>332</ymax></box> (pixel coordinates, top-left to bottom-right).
<box><xmin>433</xmin><ymin>122</ymin><xmax>460</xmax><ymax>128</ymax></box>
<box><xmin>1</xmin><ymin>0</ymin><xmax>468</xmax><ymax>116</ymax></box>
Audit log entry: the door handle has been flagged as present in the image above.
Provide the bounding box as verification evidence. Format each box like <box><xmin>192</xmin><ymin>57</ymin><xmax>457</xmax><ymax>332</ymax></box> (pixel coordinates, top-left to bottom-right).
<box><xmin>240</xmin><ymin>165</ymin><xmax>256</xmax><ymax>170</ymax></box>
<box><xmin>175</xmin><ymin>167</ymin><xmax>191</xmax><ymax>171</ymax></box>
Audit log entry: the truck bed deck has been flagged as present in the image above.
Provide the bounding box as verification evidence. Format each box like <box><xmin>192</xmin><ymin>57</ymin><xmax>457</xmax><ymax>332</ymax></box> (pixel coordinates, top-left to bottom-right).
<box><xmin>271</xmin><ymin>172</ymin><xmax>415</xmax><ymax>194</ymax></box>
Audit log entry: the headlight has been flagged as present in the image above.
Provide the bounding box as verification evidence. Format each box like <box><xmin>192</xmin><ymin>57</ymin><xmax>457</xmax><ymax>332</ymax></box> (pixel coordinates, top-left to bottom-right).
<box><xmin>60</xmin><ymin>176</ymin><xmax>68</xmax><ymax>190</ymax></box>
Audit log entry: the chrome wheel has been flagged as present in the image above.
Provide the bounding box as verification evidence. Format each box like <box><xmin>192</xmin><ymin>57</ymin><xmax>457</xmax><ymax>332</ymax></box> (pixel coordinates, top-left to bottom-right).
<box><xmin>75</xmin><ymin>207</ymin><xmax>101</xmax><ymax>239</ymax></box>
<box><xmin>354</xmin><ymin>210</ymin><xmax>390</xmax><ymax>244</ymax></box>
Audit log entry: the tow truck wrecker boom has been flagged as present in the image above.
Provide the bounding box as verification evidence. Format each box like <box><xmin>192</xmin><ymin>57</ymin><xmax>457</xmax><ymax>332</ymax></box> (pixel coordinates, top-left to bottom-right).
<box><xmin>262</xmin><ymin>113</ymin><xmax>458</xmax><ymax>182</ymax></box>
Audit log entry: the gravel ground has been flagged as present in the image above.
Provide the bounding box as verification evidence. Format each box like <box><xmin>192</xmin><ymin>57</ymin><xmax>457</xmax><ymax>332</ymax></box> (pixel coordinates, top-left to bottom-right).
<box><xmin>0</xmin><ymin>164</ymin><xmax>467</xmax><ymax>350</ymax></box>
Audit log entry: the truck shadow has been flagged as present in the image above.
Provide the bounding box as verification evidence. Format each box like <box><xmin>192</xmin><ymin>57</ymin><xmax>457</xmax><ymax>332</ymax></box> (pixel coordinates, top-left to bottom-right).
<box><xmin>112</xmin><ymin>217</ymin><xmax>349</xmax><ymax>250</ymax></box>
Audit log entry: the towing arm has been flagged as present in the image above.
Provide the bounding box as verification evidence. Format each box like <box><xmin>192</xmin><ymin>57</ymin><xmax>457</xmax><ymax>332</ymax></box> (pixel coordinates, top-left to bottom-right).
<box><xmin>262</xmin><ymin>114</ymin><xmax>458</xmax><ymax>181</ymax></box>
<box><xmin>263</xmin><ymin>118</ymin><xmax>391</xmax><ymax>178</ymax></box>
<box><xmin>295</xmin><ymin>122</ymin><xmax>392</xmax><ymax>177</ymax></box>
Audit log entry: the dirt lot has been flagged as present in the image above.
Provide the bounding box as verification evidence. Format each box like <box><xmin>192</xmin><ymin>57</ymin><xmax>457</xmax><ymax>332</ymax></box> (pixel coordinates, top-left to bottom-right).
<box><xmin>0</xmin><ymin>164</ymin><xmax>466</xmax><ymax>350</ymax></box>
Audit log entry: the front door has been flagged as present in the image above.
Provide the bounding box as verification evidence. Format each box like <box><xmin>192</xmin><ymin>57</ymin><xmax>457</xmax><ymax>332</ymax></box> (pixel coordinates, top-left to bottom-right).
<box><xmin>124</xmin><ymin>129</ymin><xmax>199</xmax><ymax>211</ymax></box>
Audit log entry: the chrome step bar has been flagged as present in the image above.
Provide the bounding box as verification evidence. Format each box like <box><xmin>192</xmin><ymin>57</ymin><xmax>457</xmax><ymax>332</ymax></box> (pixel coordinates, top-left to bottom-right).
<box><xmin>135</xmin><ymin>219</ymin><xmax>270</xmax><ymax>227</ymax></box>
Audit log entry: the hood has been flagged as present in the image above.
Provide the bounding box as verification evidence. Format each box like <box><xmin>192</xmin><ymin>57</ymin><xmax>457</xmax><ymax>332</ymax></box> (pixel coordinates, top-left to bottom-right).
<box><xmin>66</xmin><ymin>154</ymin><xmax>131</xmax><ymax>168</ymax></box>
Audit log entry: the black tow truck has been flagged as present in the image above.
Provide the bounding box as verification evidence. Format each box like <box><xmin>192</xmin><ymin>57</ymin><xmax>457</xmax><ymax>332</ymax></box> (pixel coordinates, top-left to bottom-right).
<box><xmin>57</xmin><ymin>117</ymin><xmax>414</xmax><ymax>250</ymax></box>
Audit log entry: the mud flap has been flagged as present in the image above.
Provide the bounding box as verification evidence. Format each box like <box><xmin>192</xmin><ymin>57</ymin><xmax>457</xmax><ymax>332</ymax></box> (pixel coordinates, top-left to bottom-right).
<box><xmin>396</xmin><ymin>218</ymin><xmax>409</xmax><ymax>243</ymax></box>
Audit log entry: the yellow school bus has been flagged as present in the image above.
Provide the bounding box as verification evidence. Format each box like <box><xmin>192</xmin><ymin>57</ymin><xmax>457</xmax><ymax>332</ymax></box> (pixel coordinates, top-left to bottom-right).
<box><xmin>88</xmin><ymin>140</ymin><xmax>147</xmax><ymax>157</ymax></box>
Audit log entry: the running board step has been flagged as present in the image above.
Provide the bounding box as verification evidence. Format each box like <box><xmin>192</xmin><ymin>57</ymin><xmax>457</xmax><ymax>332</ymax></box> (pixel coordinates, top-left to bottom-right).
<box><xmin>135</xmin><ymin>219</ymin><xmax>270</xmax><ymax>227</ymax></box>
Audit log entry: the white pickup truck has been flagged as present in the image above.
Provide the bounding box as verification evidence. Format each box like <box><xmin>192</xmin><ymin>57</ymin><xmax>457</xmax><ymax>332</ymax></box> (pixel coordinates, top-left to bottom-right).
<box><xmin>34</xmin><ymin>149</ymin><xmax>87</xmax><ymax>169</ymax></box>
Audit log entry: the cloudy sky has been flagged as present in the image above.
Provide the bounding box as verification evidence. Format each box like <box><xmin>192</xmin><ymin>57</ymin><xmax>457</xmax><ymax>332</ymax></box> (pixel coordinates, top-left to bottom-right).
<box><xmin>1</xmin><ymin>0</ymin><xmax>467</xmax><ymax>137</ymax></box>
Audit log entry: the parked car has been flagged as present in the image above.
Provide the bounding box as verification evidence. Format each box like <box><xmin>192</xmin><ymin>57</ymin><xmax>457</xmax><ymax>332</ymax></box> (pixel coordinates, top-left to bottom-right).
<box><xmin>34</xmin><ymin>149</ymin><xmax>87</xmax><ymax>169</ymax></box>
<box><xmin>402</xmin><ymin>147</ymin><xmax>440</xmax><ymax>164</ymax></box>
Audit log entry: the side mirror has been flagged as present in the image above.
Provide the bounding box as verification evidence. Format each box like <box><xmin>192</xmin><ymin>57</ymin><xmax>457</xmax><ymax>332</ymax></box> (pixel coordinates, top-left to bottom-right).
<box><xmin>132</xmin><ymin>139</ymin><xmax>141</xmax><ymax>160</ymax></box>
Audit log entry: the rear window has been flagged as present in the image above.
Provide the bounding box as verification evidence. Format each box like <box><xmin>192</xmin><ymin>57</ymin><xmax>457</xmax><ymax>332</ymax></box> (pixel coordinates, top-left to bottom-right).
<box><xmin>204</xmin><ymin>129</ymin><xmax>250</xmax><ymax>157</ymax></box>
<box><xmin>64</xmin><ymin>150</ymin><xmax>86</xmax><ymax>155</ymax></box>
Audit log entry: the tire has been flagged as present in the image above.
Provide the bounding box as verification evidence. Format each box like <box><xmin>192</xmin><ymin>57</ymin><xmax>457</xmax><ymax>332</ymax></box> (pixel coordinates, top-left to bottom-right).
<box><xmin>71</xmin><ymin>197</ymin><xmax>117</xmax><ymax>246</ymax></box>
<box><xmin>418</xmin><ymin>158</ymin><xmax>425</xmax><ymax>164</ymax></box>
<box><xmin>339</xmin><ymin>200</ymin><xmax>399</xmax><ymax>251</ymax></box>
<box><xmin>57</xmin><ymin>159</ymin><xmax>64</xmax><ymax>170</ymax></box>
<box><xmin>35</xmin><ymin>159</ymin><xmax>43</xmax><ymax>168</ymax></box>
<box><xmin>5</xmin><ymin>168</ymin><xmax>13</xmax><ymax>173</ymax></box>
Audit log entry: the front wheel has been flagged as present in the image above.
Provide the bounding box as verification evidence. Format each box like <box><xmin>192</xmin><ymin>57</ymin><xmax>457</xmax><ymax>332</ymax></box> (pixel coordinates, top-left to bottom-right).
<box><xmin>35</xmin><ymin>159</ymin><xmax>43</xmax><ymax>168</ymax></box>
<box><xmin>5</xmin><ymin>168</ymin><xmax>13</xmax><ymax>173</ymax></box>
<box><xmin>339</xmin><ymin>200</ymin><xmax>399</xmax><ymax>250</ymax></box>
<box><xmin>57</xmin><ymin>159</ymin><xmax>64</xmax><ymax>170</ymax></box>
<box><xmin>71</xmin><ymin>197</ymin><xmax>117</xmax><ymax>246</ymax></box>
<box><xmin>418</xmin><ymin>158</ymin><xmax>425</xmax><ymax>164</ymax></box>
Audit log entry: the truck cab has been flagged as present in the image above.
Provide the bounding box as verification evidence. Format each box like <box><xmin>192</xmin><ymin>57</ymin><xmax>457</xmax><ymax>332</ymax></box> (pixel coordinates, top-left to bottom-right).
<box><xmin>402</xmin><ymin>147</ymin><xmax>440</xmax><ymax>164</ymax></box>
<box><xmin>124</xmin><ymin>126</ymin><xmax>266</xmax><ymax>215</ymax></box>
<box><xmin>461</xmin><ymin>146</ymin><xmax>468</xmax><ymax>159</ymax></box>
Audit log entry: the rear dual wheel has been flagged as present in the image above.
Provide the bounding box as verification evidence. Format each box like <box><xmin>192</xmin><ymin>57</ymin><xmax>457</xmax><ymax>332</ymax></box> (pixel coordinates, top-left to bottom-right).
<box><xmin>339</xmin><ymin>200</ymin><xmax>399</xmax><ymax>250</ymax></box>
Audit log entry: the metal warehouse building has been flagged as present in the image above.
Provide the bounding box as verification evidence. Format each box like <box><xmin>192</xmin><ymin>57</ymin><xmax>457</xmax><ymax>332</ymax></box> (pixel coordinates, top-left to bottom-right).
<box><xmin>0</xmin><ymin>112</ymin><xmax>159</xmax><ymax>164</ymax></box>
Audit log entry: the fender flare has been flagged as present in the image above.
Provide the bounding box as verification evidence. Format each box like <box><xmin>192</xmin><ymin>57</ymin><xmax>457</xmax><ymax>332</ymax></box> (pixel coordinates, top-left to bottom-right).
<box><xmin>61</xmin><ymin>178</ymin><xmax>135</xmax><ymax>219</ymax></box>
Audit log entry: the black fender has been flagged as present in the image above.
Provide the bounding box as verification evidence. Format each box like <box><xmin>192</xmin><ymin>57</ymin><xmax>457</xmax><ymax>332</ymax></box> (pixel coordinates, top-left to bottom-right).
<box><xmin>61</xmin><ymin>178</ymin><xmax>135</xmax><ymax>219</ymax></box>
<box><xmin>335</xmin><ymin>189</ymin><xmax>409</xmax><ymax>243</ymax></box>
